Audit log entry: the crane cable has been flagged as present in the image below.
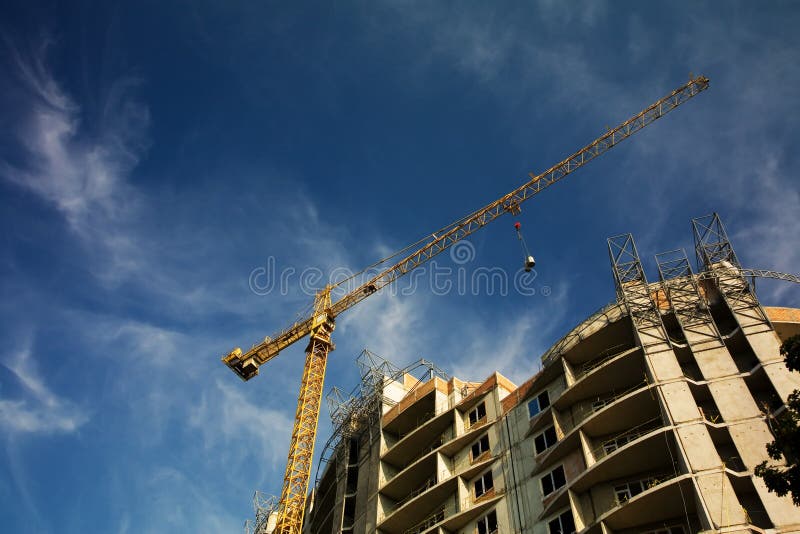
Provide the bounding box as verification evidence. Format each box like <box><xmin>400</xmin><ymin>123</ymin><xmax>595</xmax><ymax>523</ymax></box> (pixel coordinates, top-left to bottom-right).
<box><xmin>514</xmin><ymin>221</ymin><xmax>532</xmax><ymax>259</ymax></box>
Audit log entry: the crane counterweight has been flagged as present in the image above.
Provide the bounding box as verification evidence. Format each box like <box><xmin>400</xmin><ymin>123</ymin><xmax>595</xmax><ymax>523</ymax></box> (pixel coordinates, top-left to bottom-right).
<box><xmin>222</xmin><ymin>348</ymin><xmax>259</xmax><ymax>381</ymax></box>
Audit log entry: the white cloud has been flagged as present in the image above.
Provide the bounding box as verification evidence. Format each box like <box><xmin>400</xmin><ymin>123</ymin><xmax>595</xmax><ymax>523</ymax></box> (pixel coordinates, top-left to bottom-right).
<box><xmin>448</xmin><ymin>288</ymin><xmax>570</xmax><ymax>384</ymax></box>
<box><xmin>730</xmin><ymin>152</ymin><xmax>800</xmax><ymax>301</ymax></box>
<box><xmin>189</xmin><ymin>379</ymin><xmax>294</xmax><ymax>484</ymax></box>
<box><xmin>134</xmin><ymin>465</ymin><xmax>242</xmax><ymax>533</ymax></box>
<box><xmin>338</xmin><ymin>290</ymin><xmax>428</xmax><ymax>367</ymax></box>
<box><xmin>0</xmin><ymin>345</ymin><xmax>89</xmax><ymax>434</ymax></box>
<box><xmin>1</xmin><ymin>37</ymin><xmax>150</xmax><ymax>287</ymax></box>
<box><xmin>2</xmin><ymin>41</ymin><xmax>148</xmax><ymax>231</ymax></box>
<box><xmin>102</xmin><ymin>319</ymin><xmax>187</xmax><ymax>368</ymax></box>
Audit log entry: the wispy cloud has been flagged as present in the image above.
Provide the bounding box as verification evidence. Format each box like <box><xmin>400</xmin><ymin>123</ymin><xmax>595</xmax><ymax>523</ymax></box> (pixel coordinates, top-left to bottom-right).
<box><xmin>99</xmin><ymin>319</ymin><xmax>187</xmax><ymax>368</ymax></box>
<box><xmin>338</xmin><ymin>290</ymin><xmax>429</xmax><ymax>368</ymax></box>
<box><xmin>1</xmin><ymin>39</ymin><xmax>149</xmax><ymax>239</ymax></box>
<box><xmin>189</xmin><ymin>379</ymin><xmax>293</xmax><ymax>482</ymax></box>
<box><xmin>0</xmin><ymin>342</ymin><xmax>89</xmax><ymax>434</ymax></box>
<box><xmin>448</xmin><ymin>287</ymin><xmax>570</xmax><ymax>384</ymax></box>
<box><xmin>133</xmin><ymin>465</ymin><xmax>242</xmax><ymax>533</ymax></box>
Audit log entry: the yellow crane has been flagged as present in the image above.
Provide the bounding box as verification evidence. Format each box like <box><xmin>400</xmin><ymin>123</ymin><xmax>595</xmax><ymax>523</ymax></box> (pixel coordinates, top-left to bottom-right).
<box><xmin>223</xmin><ymin>76</ymin><xmax>710</xmax><ymax>534</ymax></box>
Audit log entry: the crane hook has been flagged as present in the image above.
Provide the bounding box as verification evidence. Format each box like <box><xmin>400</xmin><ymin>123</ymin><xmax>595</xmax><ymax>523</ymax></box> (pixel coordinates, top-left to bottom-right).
<box><xmin>514</xmin><ymin>222</ymin><xmax>536</xmax><ymax>272</ymax></box>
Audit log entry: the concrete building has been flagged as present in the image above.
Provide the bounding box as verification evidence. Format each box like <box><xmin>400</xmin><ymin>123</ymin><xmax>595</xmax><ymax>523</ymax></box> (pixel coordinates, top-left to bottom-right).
<box><xmin>298</xmin><ymin>217</ymin><xmax>800</xmax><ymax>534</ymax></box>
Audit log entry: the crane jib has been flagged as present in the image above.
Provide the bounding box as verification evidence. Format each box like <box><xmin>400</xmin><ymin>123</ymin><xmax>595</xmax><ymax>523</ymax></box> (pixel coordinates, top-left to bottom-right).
<box><xmin>224</xmin><ymin>76</ymin><xmax>709</xmax><ymax>380</ymax></box>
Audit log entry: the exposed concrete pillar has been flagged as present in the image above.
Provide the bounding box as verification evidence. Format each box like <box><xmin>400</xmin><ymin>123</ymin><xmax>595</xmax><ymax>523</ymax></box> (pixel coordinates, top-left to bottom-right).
<box><xmin>694</xmin><ymin>469</ymin><xmax>748</xmax><ymax>528</ymax></box>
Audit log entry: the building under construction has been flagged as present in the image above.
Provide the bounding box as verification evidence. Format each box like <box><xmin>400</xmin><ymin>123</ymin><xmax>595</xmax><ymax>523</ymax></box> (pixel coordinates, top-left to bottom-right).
<box><xmin>258</xmin><ymin>214</ymin><xmax>800</xmax><ymax>534</ymax></box>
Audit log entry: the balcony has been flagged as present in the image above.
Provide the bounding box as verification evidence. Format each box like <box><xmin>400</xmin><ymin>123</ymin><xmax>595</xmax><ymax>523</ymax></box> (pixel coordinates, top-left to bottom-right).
<box><xmin>559</xmin><ymin>314</ymin><xmax>636</xmax><ymax>368</ymax></box>
<box><xmin>380</xmin><ymin>453</ymin><xmax>439</xmax><ymax>497</ymax></box>
<box><xmin>439</xmin><ymin>418</ymin><xmax>497</xmax><ymax>458</ymax></box>
<box><xmin>728</xmin><ymin>474</ymin><xmax>775</xmax><ymax>530</ymax></box>
<box><xmin>744</xmin><ymin>366</ymin><xmax>784</xmax><ymax>414</ymax></box>
<box><xmin>540</xmin><ymin>427</ymin><xmax>677</xmax><ymax>518</ymax></box>
<box><xmin>403</xmin><ymin>507</ymin><xmax>445</xmax><ymax>534</ymax></box>
<box><xmin>591</xmin><ymin>417</ymin><xmax>665</xmax><ymax>463</ymax></box>
<box><xmin>438</xmin><ymin>489</ymin><xmax>505</xmax><ymax>533</ymax></box>
<box><xmin>533</xmin><ymin>385</ymin><xmax>660</xmax><ymax>473</ymax></box>
<box><xmin>687</xmin><ymin>381</ymin><xmax>725</xmax><ymax>425</ymax></box>
<box><xmin>561</xmin><ymin>380</ymin><xmax>654</xmax><ymax>436</ymax></box>
<box><xmin>554</xmin><ymin>349</ymin><xmax>645</xmax><ymax>415</ymax></box>
<box><xmin>383</xmin><ymin>389</ymin><xmax>438</xmax><ymax>438</ymax></box>
<box><xmin>527</xmin><ymin>404</ymin><xmax>555</xmax><ymax>436</ymax></box>
<box><xmin>399</xmin><ymin>487</ymin><xmax>505</xmax><ymax>534</ymax></box>
<box><xmin>584</xmin><ymin>474</ymin><xmax>696</xmax><ymax>533</ymax></box>
<box><xmin>382</xmin><ymin>409</ymin><xmax>455</xmax><ymax>468</ymax></box>
<box><xmin>379</xmin><ymin>455</ymin><xmax>499</xmax><ymax>534</ymax></box>
<box><xmin>379</xmin><ymin>476</ymin><xmax>458</xmax><ymax>533</ymax></box>
<box><xmin>574</xmin><ymin>345</ymin><xmax>639</xmax><ymax>381</ymax></box>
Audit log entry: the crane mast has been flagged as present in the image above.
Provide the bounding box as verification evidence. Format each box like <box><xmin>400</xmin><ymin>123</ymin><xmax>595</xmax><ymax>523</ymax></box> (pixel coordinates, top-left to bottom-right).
<box><xmin>224</xmin><ymin>76</ymin><xmax>710</xmax><ymax>534</ymax></box>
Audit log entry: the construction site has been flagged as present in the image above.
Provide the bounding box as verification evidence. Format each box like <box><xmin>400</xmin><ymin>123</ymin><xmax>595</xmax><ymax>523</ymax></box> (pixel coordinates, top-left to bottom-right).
<box><xmin>221</xmin><ymin>77</ymin><xmax>800</xmax><ymax>534</ymax></box>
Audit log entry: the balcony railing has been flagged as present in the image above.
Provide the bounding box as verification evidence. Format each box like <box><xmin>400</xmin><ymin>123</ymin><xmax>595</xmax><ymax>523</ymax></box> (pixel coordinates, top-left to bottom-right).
<box><xmin>379</xmin><ymin>471</ymin><xmax>453</xmax><ymax>523</ymax></box>
<box><xmin>403</xmin><ymin>507</ymin><xmax>445</xmax><ymax>534</ymax></box>
<box><xmin>394</xmin><ymin>487</ymin><xmax>506</xmax><ymax>534</ymax></box>
<box><xmin>610</xmin><ymin>472</ymin><xmax>677</xmax><ymax>508</ymax></box>
<box><xmin>384</xmin><ymin>476</ymin><xmax>438</xmax><ymax>515</ymax></box>
<box><xmin>396</xmin><ymin>408</ymin><xmax>446</xmax><ymax>440</ymax></box>
<box><xmin>575</xmin><ymin>344</ymin><xmax>632</xmax><ymax>380</ymax></box>
<box><xmin>563</xmin><ymin>379</ymin><xmax>649</xmax><ymax>433</ymax></box>
<box><xmin>403</xmin><ymin>427</ymin><xmax>455</xmax><ymax>466</ymax></box>
<box><xmin>592</xmin><ymin>416</ymin><xmax>663</xmax><ymax>461</ymax></box>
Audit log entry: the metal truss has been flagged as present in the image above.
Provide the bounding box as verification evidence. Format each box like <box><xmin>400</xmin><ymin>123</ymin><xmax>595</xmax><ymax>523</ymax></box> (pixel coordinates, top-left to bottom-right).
<box><xmin>223</xmin><ymin>77</ymin><xmax>711</xmax><ymax>381</ymax></box>
<box><xmin>691</xmin><ymin>213</ymin><xmax>773</xmax><ymax>331</ymax></box>
<box><xmin>655</xmin><ymin>249</ymin><xmax>724</xmax><ymax>351</ymax></box>
<box><xmin>541</xmin><ymin>267</ymin><xmax>797</xmax><ymax>371</ymax></box>
<box><xmin>692</xmin><ymin>212</ymin><xmax>742</xmax><ymax>271</ymax></box>
<box><xmin>312</xmin><ymin>350</ymin><xmax>448</xmax><ymax>500</ymax></box>
<box><xmin>608</xmin><ymin>233</ymin><xmax>670</xmax><ymax>349</ymax></box>
<box><xmin>697</xmin><ymin>268</ymin><xmax>800</xmax><ymax>286</ymax></box>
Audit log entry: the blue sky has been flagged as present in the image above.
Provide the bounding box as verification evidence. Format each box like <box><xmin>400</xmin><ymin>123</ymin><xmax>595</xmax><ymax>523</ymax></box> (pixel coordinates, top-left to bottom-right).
<box><xmin>1</xmin><ymin>1</ymin><xmax>799</xmax><ymax>532</ymax></box>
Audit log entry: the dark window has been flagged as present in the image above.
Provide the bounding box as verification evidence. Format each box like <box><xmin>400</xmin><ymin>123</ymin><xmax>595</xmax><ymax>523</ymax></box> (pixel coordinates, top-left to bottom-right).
<box><xmin>541</xmin><ymin>465</ymin><xmax>566</xmax><ymax>497</ymax></box>
<box><xmin>528</xmin><ymin>391</ymin><xmax>550</xmax><ymax>418</ymax></box>
<box><xmin>547</xmin><ymin>509</ymin><xmax>576</xmax><ymax>534</ymax></box>
<box><xmin>535</xmin><ymin>426</ymin><xmax>558</xmax><ymax>455</ymax></box>
<box><xmin>469</xmin><ymin>402</ymin><xmax>487</xmax><ymax>426</ymax></box>
<box><xmin>476</xmin><ymin>510</ymin><xmax>498</xmax><ymax>534</ymax></box>
<box><xmin>471</xmin><ymin>434</ymin><xmax>490</xmax><ymax>460</ymax></box>
<box><xmin>474</xmin><ymin>470</ymin><xmax>494</xmax><ymax>498</ymax></box>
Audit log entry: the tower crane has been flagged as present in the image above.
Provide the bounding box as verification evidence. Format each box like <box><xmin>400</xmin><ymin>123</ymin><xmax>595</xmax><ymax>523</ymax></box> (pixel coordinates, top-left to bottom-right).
<box><xmin>223</xmin><ymin>76</ymin><xmax>710</xmax><ymax>534</ymax></box>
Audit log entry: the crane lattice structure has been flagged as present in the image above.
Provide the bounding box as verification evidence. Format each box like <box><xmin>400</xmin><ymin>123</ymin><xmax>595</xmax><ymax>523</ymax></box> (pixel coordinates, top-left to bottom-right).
<box><xmin>223</xmin><ymin>76</ymin><xmax>711</xmax><ymax>534</ymax></box>
<box><xmin>319</xmin><ymin>351</ymin><xmax>448</xmax><ymax>486</ymax></box>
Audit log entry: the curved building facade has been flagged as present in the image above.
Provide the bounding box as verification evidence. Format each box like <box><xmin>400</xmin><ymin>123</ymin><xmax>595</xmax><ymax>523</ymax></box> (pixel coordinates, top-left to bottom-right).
<box><xmin>297</xmin><ymin>219</ymin><xmax>800</xmax><ymax>534</ymax></box>
<box><xmin>502</xmin><ymin>298</ymin><xmax>800</xmax><ymax>534</ymax></box>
